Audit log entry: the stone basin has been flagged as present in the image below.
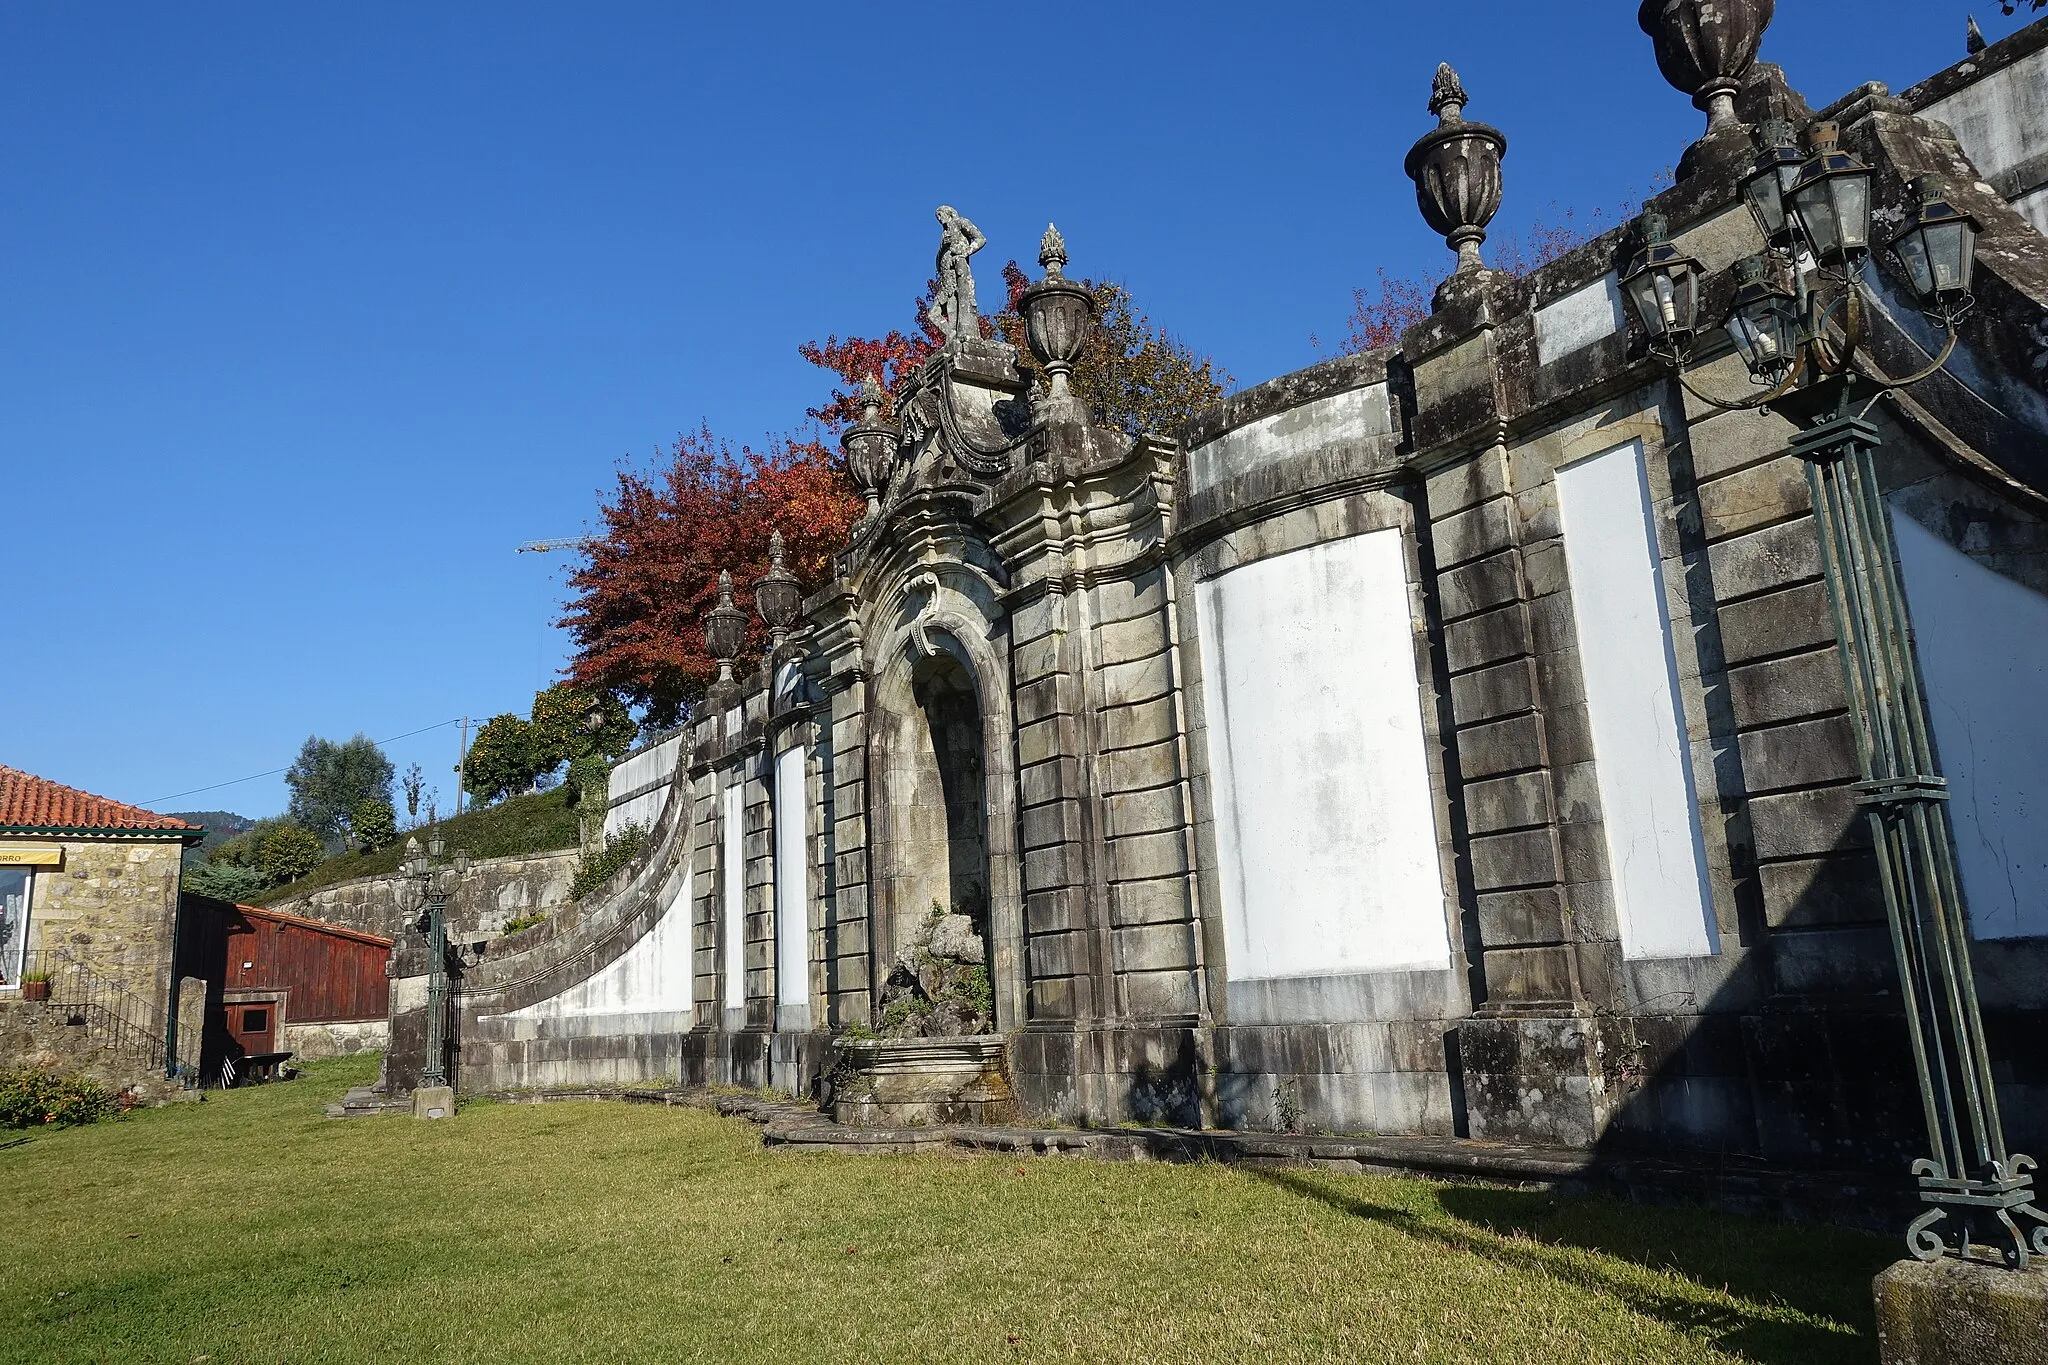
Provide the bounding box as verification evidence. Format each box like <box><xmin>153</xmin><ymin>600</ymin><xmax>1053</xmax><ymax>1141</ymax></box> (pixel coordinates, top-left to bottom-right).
<box><xmin>827</xmin><ymin>1035</ymin><xmax>1016</xmax><ymax>1127</ymax></box>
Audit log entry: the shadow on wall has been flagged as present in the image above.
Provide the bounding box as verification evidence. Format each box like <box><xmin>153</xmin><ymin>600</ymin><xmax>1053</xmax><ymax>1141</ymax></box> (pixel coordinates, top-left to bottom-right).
<box><xmin>1245</xmin><ymin>1166</ymin><xmax>1894</xmax><ymax>1365</ymax></box>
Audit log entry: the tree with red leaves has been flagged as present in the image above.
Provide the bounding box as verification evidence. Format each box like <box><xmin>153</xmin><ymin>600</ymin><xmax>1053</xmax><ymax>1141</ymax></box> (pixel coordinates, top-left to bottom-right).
<box><xmin>565</xmin><ymin>259</ymin><xmax>1227</xmax><ymax>728</ymax></box>
<box><xmin>559</xmin><ymin>427</ymin><xmax>861</xmax><ymax>728</ymax></box>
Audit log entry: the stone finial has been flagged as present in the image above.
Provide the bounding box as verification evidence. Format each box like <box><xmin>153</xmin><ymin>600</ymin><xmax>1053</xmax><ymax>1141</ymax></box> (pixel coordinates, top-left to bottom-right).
<box><xmin>841</xmin><ymin>372</ymin><xmax>901</xmax><ymax>523</ymax></box>
<box><xmin>1966</xmin><ymin>14</ymin><xmax>1987</xmax><ymax>52</ymax></box>
<box><xmin>1638</xmin><ymin>0</ymin><xmax>1773</xmax><ymax>131</ymax></box>
<box><xmin>1018</xmin><ymin>225</ymin><xmax>1094</xmax><ymax>401</ymax></box>
<box><xmin>704</xmin><ymin>568</ymin><xmax>748</xmax><ymax>684</ymax></box>
<box><xmin>1039</xmin><ymin>223</ymin><xmax>1068</xmax><ymax>280</ymax></box>
<box><xmin>754</xmin><ymin>530</ymin><xmax>803</xmax><ymax>648</ymax></box>
<box><xmin>1428</xmin><ymin>63</ymin><xmax>1467</xmax><ymax>121</ymax></box>
<box><xmin>1404</xmin><ymin>63</ymin><xmax>1506</xmax><ymax>275</ymax></box>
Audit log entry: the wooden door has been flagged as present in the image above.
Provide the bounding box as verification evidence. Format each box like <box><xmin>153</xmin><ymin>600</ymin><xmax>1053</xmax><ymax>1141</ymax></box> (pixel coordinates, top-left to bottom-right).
<box><xmin>227</xmin><ymin>1001</ymin><xmax>276</xmax><ymax>1056</ymax></box>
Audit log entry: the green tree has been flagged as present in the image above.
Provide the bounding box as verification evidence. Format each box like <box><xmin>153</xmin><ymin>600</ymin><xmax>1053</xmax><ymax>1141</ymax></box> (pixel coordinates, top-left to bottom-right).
<box><xmin>349</xmin><ymin>798</ymin><xmax>397</xmax><ymax>852</ymax></box>
<box><xmin>463</xmin><ymin>714</ymin><xmax>542</xmax><ymax>806</ymax></box>
<box><xmin>206</xmin><ymin>816</ymin><xmax>287</xmax><ymax>869</ymax></box>
<box><xmin>530</xmin><ymin>684</ymin><xmax>636</xmax><ymax>769</ymax></box>
<box><xmin>256</xmin><ymin>824</ymin><xmax>325</xmax><ymax>886</ymax></box>
<box><xmin>181</xmin><ymin>861</ymin><xmax>271</xmax><ymax>902</ymax></box>
<box><xmin>285</xmin><ymin>735</ymin><xmax>395</xmax><ymax>843</ymax></box>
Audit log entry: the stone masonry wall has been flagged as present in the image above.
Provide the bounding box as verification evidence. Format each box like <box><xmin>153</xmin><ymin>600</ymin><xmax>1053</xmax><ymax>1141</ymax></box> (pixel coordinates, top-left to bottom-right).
<box><xmin>266</xmin><ymin>850</ymin><xmax>579</xmax><ymax>940</ymax></box>
<box><xmin>29</xmin><ymin>837</ymin><xmax>185</xmax><ymax>1019</ymax></box>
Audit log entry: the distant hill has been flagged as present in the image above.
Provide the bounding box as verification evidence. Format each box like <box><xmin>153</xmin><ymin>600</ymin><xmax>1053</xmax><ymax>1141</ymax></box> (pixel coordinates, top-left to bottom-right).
<box><xmin>168</xmin><ymin>810</ymin><xmax>257</xmax><ymax>859</ymax></box>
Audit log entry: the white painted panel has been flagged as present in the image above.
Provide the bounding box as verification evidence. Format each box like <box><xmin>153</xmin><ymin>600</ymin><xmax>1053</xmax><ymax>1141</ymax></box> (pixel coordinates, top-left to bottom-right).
<box><xmin>721</xmin><ymin>783</ymin><xmax>745</xmax><ymax>1011</ymax></box>
<box><xmin>1535</xmin><ymin>274</ymin><xmax>1625</xmax><ymax>366</ymax></box>
<box><xmin>1557</xmin><ymin>439</ymin><xmax>1718</xmax><ymax>960</ymax></box>
<box><xmin>2015</xmin><ymin>185</ymin><xmax>2048</xmax><ymax>237</ymax></box>
<box><xmin>1921</xmin><ymin>48</ymin><xmax>2048</xmax><ymax>182</ymax></box>
<box><xmin>501</xmin><ymin>864</ymin><xmax>693</xmax><ymax>1018</ymax></box>
<box><xmin>1892</xmin><ymin>512</ymin><xmax>2048</xmax><ymax>940</ymax></box>
<box><xmin>1195</xmin><ymin>528</ymin><xmax>1450</xmax><ymax>980</ymax></box>
<box><xmin>1186</xmin><ymin>383</ymin><xmax>1393</xmax><ymax>495</ymax></box>
<box><xmin>773</xmin><ymin>744</ymin><xmax>810</xmax><ymax>1012</ymax></box>
<box><xmin>604</xmin><ymin>733</ymin><xmax>684</xmax><ymax>840</ymax></box>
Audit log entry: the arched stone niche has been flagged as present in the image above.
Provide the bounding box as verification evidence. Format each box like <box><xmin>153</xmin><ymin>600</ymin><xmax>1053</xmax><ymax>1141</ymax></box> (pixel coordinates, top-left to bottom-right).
<box><xmin>866</xmin><ymin>572</ymin><xmax>1024</xmax><ymax>1033</ymax></box>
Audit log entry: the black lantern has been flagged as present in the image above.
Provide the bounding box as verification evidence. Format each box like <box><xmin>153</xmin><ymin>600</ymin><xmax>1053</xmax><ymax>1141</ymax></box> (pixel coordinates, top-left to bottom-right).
<box><xmin>1622</xmin><ymin>212</ymin><xmax>1703</xmax><ymax>359</ymax></box>
<box><xmin>1740</xmin><ymin>119</ymin><xmax>1804</xmax><ymax>245</ymax></box>
<box><xmin>1723</xmin><ymin>254</ymin><xmax>1801</xmax><ymax>384</ymax></box>
<box><xmin>1786</xmin><ymin>122</ymin><xmax>1873</xmax><ymax>263</ymax></box>
<box><xmin>1892</xmin><ymin>175</ymin><xmax>1978</xmax><ymax>318</ymax></box>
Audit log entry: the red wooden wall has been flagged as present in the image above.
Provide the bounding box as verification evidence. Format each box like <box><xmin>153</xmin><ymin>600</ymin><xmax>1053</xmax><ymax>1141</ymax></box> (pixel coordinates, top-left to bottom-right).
<box><xmin>219</xmin><ymin>906</ymin><xmax>389</xmax><ymax>1022</ymax></box>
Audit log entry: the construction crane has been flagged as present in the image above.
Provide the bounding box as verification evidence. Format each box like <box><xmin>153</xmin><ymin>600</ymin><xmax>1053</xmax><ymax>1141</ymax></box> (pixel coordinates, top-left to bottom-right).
<box><xmin>515</xmin><ymin>537</ymin><xmax>597</xmax><ymax>555</ymax></box>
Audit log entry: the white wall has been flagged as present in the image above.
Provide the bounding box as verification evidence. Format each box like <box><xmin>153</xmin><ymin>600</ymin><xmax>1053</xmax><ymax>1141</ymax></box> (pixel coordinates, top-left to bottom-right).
<box><xmin>721</xmin><ymin>782</ymin><xmax>745</xmax><ymax>1017</ymax></box>
<box><xmin>1535</xmin><ymin>274</ymin><xmax>1624</xmax><ymax>366</ymax></box>
<box><xmin>1921</xmin><ymin>47</ymin><xmax>2048</xmax><ymax>186</ymax></box>
<box><xmin>1196</xmin><ymin>528</ymin><xmax>1451</xmax><ymax>980</ymax></box>
<box><xmin>773</xmin><ymin>743</ymin><xmax>810</xmax><ymax>1022</ymax></box>
<box><xmin>1892</xmin><ymin>511</ymin><xmax>2048</xmax><ymax>940</ymax></box>
<box><xmin>500</xmin><ymin>864</ymin><xmax>695</xmax><ymax>1018</ymax></box>
<box><xmin>1556</xmin><ymin>439</ymin><xmax>1718</xmax><ymax>960</ymax></box>
<box><xmin>605</xmin><ymin>733</ymin><xmax>684</xmax><ymax>840</ymax></box>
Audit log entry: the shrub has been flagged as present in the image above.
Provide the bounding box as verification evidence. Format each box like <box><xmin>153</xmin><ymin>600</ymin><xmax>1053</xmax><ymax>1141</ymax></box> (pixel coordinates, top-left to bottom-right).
<box><xmin>569</xmin><ymin>823</ymin><xmax>647</xmax><ymax>900</ymax></box>
<box><xmin>0</xmin><ymin>1067</ymin><xmax>116</xmax><ymax>1128</ymax></box>
<box><xmin>257</xmin><ymin>824</ymin><xmax>326</xmax><ymax>886</ymax></box>
<box><xmin>349</xmin><ymin>798</ymin><xmax>398</xmax><ymax>852</ymax></box>
<box><xmin>181</xmin><ymin>861</ymin><xmax>271</xmax><ymax>902</ymax></box>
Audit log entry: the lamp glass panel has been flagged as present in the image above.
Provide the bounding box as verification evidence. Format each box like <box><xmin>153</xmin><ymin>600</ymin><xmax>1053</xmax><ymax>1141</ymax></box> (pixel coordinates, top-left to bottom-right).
<box><xmin>1928</xmin><ymin>220</ymin><xmax>1972</xmax><ymax>293</ymax></box>
<box><xmin>1742</xmin><ymin>168</ymin><xmax>1785</xmax><ymax>239</ymax></box>
<box><xmin>1895</xmin><ymin>227</ymin><xmax>1933</xmax><ymax>299</ymax></box>
<box><xmin>1790</xmin><ymin>180</ymin><xmax>1840</xmax><ymax>258</ymax></box>
<box><xmin>1626</xmin><ymin>269</ymin><xmax>1667</xmax><ymax>338</ymax></box>
<box><xmin>1830</xmin><ymin>173</ymin><xmax>1871</xmax><ymax>253</ymax></box>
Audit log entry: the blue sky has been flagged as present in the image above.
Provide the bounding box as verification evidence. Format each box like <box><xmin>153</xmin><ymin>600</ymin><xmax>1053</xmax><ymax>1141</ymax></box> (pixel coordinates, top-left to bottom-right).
<box><xmin>0</xmin><ymin>1</ymin><xmax>2024</xmax><ymax>822</ymax></box>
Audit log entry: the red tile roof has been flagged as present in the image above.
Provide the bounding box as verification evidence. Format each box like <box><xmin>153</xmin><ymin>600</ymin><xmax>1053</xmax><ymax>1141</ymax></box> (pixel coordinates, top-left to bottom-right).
<box><xmin>0</xmin><ymin>765</ymin><xmax>202</xmax><ymax>837</ymax></box>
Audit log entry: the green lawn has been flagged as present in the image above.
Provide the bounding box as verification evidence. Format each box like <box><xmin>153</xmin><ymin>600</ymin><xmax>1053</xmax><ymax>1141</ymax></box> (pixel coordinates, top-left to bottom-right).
<box><xmin>0</xmin><ymin>1056</ymin><xmax>1895</xmax><ymax>1364</ymax></box>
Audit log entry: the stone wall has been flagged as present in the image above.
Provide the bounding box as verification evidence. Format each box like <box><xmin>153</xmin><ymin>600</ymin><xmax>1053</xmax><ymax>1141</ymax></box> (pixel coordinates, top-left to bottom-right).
<box><xmin>0</xmin><ymin>999</ymin><xmax>183</xmax><ymax>1104</ymax></box>
<box><xmin>279</xmin><ymin>1017</ymin><xmax>388</xmax><ymax>1061</ymax></box>
<box><xmin>266</xmin><ymin>849</ymin><xmax>579</xmax><ymax>940</ymax></box>
<box><xmin>27</xmin><ymin>836</ymin><xmax>185</xmax><ymax>1018</ymax></box>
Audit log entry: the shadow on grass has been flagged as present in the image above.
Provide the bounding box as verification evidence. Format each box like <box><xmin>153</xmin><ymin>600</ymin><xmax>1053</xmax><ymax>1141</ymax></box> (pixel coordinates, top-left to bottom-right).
<box><xmin>1248</xmin><ymin>1168</ymin><xmax>1889</xmax><ymax>1365</ymax></box>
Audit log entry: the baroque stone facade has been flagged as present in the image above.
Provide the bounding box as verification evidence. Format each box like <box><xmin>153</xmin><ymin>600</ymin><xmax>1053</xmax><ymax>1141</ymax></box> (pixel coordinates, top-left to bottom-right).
<box><xmin>403</xmin><ymin>11</ymin><xmax>2048</xmax><ymax>1184</ymax></box>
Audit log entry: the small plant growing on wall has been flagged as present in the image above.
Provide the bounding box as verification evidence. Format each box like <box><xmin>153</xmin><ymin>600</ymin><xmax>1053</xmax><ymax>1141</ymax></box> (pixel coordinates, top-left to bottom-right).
<box><xmin>0</xmin><ymin>1066</ymin><xmax>115</xmax><ymax>1128</ymax></box>
<box><xmin>569</xmin><ymin>822</ymin><xmax>647</xmax><ymax>900</ymax></box>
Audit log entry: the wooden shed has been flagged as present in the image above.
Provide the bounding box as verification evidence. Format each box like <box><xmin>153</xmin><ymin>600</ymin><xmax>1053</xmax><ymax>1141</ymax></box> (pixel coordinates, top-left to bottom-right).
<box><xmin>177</xmin><ymin>895</ymin><xmax>391</xmax><ymax>1077</ymax></box>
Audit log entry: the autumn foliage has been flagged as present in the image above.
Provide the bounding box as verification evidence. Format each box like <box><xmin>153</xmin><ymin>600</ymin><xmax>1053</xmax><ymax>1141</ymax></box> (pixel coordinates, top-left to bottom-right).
<box><xmin>564</xmin><ymin>254</ymin><xmax>1229</xmax><ymax>728</ymax></box>
<box><xmin>560</xmin><ymin>427</ymin><xmax>861</xmax><ymax>727</ymax></box>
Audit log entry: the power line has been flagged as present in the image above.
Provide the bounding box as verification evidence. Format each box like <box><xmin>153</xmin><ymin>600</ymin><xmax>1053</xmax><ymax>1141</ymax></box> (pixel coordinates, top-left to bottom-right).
<box><xmin>142</xmin><ymin>717</ymin><xmax>469</xmax><ymax>807</ymax></box>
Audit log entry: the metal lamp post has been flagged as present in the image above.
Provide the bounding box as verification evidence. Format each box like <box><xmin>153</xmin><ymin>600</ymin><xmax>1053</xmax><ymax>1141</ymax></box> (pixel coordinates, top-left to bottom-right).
<box><xmin>404</xmin><ymin>834</ymin><xmax>471</xmax><ymax>1091</ymax></box>
<box><xmin>1633</xmin><ymin>121</ymin><xmax>2047</xmax><ymax>1267</ymax></box>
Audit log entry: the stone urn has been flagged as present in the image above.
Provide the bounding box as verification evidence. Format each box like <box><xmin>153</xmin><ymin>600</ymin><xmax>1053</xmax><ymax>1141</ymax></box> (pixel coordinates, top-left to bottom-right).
<box><xmin>1638</xmin><ymin>0</ymin><xmax>1774</xmax><ymax>130</ymax></box>
<box><xmin>826</xmin><ymin>1035</ymin><xmax>1016</xmax><ymax>1127</ymax></box>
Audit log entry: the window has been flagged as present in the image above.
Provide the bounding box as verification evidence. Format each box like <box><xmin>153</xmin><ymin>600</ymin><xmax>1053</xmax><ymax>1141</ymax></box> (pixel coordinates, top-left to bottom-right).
<box><xmin>240</xmin><ymin>1008</ymin><xmax>269</xmax><ymax>1033</ymax></box>
<box><xmin>0</xmin><ymin>869</ymin><xmax>30</xmax><ymax>985</ymax></box>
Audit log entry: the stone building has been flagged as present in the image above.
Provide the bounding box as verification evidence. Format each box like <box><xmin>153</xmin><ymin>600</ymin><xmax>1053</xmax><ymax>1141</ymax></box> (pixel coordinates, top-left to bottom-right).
<box><xmin>0</xmin><ymin>764</ymin><xmax>202</xmax><ymax>1016</ymax></box>
<box><xmin>400</xmin><ymin>7</ymin><xmax>2048</xmax><ymax>1207</ymax></box>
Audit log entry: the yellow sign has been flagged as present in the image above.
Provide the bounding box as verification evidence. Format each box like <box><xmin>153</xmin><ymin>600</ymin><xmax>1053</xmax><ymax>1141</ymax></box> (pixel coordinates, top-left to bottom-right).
<box><xmin>0</xmin><ymin>846</ymin><xmax>62</xmax><ymax>867</ymax></box>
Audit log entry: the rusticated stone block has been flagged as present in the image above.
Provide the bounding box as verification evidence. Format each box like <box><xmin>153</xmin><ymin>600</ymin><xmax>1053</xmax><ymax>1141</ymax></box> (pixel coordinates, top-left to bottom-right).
<box><xmin>1874</xmin><ymin>1257</ymin><xmax>2048</xmax><ymax>1365</ymax></box>
<box><xmin>1445</xmin><ymin>606</ymin><xmax>1529</xmax><ymax>674</ymax></box>
<box><xmin>1697</xmin><ymin>458</ymin><xmax>1811</xmax><ymax>541</ymax></box>
<box><xmin>1476</xmin><ymin>886</ymin><xmax>1567</xmax><ymax>946</ymax></box>
<box><xmin>1759</xmin><ymin>853</ymin><xmax>1885</xmax><ymax>928</ymax></box>
<box><xmin>1727</xmin><ymin>648</ymin><xmax>1847</xmax><ymax>728</ymax></box>
<box><xmin>1716</xmin><ymin>580</ymin><xmax>1835</xmax><ymax>664</ymax></box>
<box><xmin>1706</xmin><ymin>515</ymin><xmax>1823</xmax><ymax>600</ymax></box>
<box><xmin>1749</xmin><ymin>784</ymin><xmax>1869</xmax><ymax>861</ymax></box>
<box><xmin>1450</xmin><ymin>657</ymin><xmax>1536</xmax><ymax>724</ymax></box>
<box><xmin>1469</xmin><ymin>829</ymin><xmax>1558</xmax><ymax>892</ymax></box>
<box><xmin>1736</xmin><ymin>714</ymin><xmax>1858</xmax><ymax>794</ymax></box>
<box><xmin>1462</xmin><ymin>769</ymin><xmax>1551</xmax><ymax>835</ymax></box>
<box><xmin>1457</xmin><ymin>713</ymin><xmax>1546</xmax><ymax>779</ymax></box>
<box><xmin>1432</xmin><ymin>498</ymin><xmax>1515</xmax><ymax>569</ymax></box>
<box><xmin>1438</xmin><ymin>550</ymin><xmax>1523</xmax><ymax>621</ymax></box>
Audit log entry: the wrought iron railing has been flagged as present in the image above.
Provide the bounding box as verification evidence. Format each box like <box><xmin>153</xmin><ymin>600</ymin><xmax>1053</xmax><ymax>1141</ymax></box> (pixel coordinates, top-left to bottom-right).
<box><xmin>17</xmin><ymin>948</ymin><xmax>199</xmax><ymax>1079</ymax></box>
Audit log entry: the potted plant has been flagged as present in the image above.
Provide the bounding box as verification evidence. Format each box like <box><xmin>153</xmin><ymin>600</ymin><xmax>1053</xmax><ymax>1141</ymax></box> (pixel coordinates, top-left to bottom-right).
<box><xmin>19</xmin><ymin>970</ymin><xmax>50</xmax><ymax>1003</ymax></box>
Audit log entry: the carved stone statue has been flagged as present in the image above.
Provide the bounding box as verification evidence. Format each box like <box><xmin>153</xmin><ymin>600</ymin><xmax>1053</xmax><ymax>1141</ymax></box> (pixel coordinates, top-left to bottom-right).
<box><xmin>928</xmin><ymin>205</ymin><xmax>988</xmax><ymax>344</ymax></box>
